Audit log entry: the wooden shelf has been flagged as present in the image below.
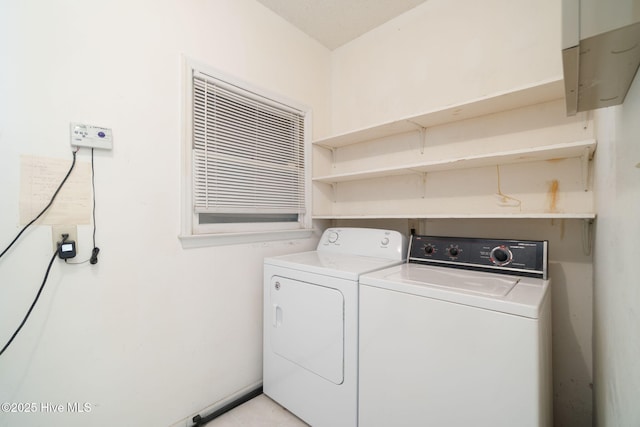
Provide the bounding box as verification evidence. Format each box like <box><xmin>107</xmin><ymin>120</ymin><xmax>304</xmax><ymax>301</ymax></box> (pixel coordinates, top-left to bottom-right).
<box><xmin>314</xmin><ymin>139</ymin><xmax>596</xmax><ymax>184</ymax></box>
<box><xmin>314</xmin><ymin>77</ymin><xmax>565</xmax><ymax>149</ymax></box>
<box><xmin>312</xmin><ymin>213</ymin><xmax>597</xmax><ymax>220</ymax></box>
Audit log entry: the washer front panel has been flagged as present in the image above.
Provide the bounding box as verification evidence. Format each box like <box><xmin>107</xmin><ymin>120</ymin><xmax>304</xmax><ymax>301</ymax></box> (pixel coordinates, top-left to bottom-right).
<box><xmin>358</xmin><ymin>283</ymin><xmax>551</xmax><ymax>427</ymax></box>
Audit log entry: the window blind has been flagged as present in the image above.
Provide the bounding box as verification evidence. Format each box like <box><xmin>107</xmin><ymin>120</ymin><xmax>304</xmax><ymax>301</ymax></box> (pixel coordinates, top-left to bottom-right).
<box><xmin>192</xmin><ymin>72</ymin><xmax>306</xmax><ymax>217</ymax></box>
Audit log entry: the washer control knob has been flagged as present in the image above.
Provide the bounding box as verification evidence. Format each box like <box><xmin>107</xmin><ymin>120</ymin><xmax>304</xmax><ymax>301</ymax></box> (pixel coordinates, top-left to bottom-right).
<box><xmin>424</xmin><ymin>245</ymin><xmax>435</xmax><ymax>255</ymax></box>
<box><xmin>327</xmin><ymin>231</ymin><xmax>339</xmax><ymax>243</ymax></box>
<box><xmin>448</xmin><ymin>247</ymin><xmax>459</xmax><ymax>257</ymax></box>
<box><xmin>381</xmin><ymin>237</ymin><xmax>390</xmax><ymax>246</ymax></box>
<box><xmin>490</xmin><ymin>245</ymin><xmax>513</xmax><ymax>266</ymax></box>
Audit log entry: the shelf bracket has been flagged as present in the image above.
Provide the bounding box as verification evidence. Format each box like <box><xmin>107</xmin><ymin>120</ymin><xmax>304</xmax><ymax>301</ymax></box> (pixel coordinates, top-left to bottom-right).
<box><xmin>582</xmin><ymin>218</ymin><xmax>594</xmax><ymax>256</ymax></box>
<box><xmin>422</xmin><ymin>172</ymin><xmax>427</xmax><ymax>198</ymax></box>
<box><xmin>315</xmin><ymin>143</ymin><xmax>338</xmax><ymax>169</ymax></box>
<box><xmin>331</xmin><ymin>182</ymin><xmax>338</xmax><ymax>203</ymax></box>
<box><xmin>581</xmin><ymin>146</ymin><xmax>591</xmax><ymax>191</ymax></box>
<box><xmin>406</xmin><ymin>121</ymin><xmax>428</xmax><ymax>154</ymax></box>
<box><xmin>582</xmin><ymin>111</ymin><xmax>590</xmax><ymax>131</ymax></box>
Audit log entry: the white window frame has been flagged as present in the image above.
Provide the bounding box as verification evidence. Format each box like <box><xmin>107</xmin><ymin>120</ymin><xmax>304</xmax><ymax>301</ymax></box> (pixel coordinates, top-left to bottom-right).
<box><xmin>179</xmin><ymin>58</ymin><xmax>313</xmax><ymax>248</ymax></box>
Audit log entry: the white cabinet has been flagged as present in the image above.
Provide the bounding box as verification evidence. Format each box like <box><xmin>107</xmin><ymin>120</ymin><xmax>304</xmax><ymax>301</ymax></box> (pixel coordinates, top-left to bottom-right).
<box><xmin>312</xmin><ymin>78</ymin><xmax>597</xmax><ymax>220</ymax></box>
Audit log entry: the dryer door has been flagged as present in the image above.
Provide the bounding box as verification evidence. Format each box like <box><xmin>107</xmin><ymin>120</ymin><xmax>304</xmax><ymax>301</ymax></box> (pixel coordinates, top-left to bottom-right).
<box><xmin>269</xmin><ymin>276</ymin><xmax>344</xmax><ymax>384</ymax></box>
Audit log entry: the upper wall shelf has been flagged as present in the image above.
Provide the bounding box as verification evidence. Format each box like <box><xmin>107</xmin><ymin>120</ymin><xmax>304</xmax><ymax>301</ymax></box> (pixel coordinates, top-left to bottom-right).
<box><xmin>312</xmin><ymin>213</ymin><xmax>597</xmax><ymax>220</ymax></box>
<box><xmin>314</xmin><ymin>77</ymin><xmax>565</xmax><ymax>148</ymax></box>
<box><xmin>313</xmin><ymin>139</ymin><xmax>597</xmax><ymax>184</ymax></box>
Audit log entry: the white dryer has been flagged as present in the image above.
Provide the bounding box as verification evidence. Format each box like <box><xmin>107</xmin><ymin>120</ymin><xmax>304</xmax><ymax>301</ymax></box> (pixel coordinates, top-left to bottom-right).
<box><xmin>359</xmin><ymin>235</ymin><xmax>552</xmax><ymax>427</ymax></box>
<box><xmin>263</xmin><ymin>228</ymin><xmax>407</xmax><ymax>427</ymax></box>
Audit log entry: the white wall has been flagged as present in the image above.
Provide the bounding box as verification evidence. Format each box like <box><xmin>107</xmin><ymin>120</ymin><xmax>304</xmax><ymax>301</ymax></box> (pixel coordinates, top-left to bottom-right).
<box><xmin>592</xmin><ymin>74</ymin><xmax>640</xmax><ymax>426</ymax></box>
<box><xmin>0</xmin><ymin>1</ymin><xmax>330</xmax><ymax>425</ymax></box>
<box><xmin>330</xmin><ymin>0</ymin><xmax>594</xmax><ymax>425</ymax></box>
<box><xmin>329</xmin><ymin>0</ymin><xmax>561</xmax><ymax>136</ymax></box>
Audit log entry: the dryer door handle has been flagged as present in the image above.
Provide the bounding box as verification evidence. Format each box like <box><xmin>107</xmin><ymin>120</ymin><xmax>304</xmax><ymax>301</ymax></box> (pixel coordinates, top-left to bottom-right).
<box><xmin>273</xmin><ymin>304</ymin><xmax>283</xmax><ymax>327</ymax></box>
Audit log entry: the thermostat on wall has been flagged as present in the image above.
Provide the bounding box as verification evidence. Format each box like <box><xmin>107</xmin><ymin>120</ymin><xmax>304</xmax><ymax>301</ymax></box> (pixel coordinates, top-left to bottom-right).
<box><xmin>70</xmin><ymin>122</ymin><xmax>113</xmax><ymax>150</ymax></box>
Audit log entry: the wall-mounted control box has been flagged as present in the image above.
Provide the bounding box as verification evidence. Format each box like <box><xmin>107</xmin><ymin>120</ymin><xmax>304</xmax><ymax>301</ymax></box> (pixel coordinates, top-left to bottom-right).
<box><xmin>70</xmin><ymin>122</ymin><xmax>113</xmax><ymax>150</ymax></box>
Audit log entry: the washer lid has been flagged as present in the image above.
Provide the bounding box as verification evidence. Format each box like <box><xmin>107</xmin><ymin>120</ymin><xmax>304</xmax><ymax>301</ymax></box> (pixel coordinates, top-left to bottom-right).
<box><xmin>360</xmin><ymin>264</ymin><xmax>550</xmax><ymax>319</ymax></box>
<box><xmin>265</xmin><ymin>251</ymin><xmax>404</xmax><ymax>281</ymax></box>
<box><xmin>392</xmin><ymin>265</ymin><xmax>519</xmax><ymax>297</ymax></box>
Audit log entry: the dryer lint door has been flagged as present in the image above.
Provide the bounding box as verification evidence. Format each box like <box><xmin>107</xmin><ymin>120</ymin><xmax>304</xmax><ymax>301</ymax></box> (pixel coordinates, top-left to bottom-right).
<box><xmin>269</xmin><ymin>276</ymin><xmax>344</xmax><ymax>384</ymax></box>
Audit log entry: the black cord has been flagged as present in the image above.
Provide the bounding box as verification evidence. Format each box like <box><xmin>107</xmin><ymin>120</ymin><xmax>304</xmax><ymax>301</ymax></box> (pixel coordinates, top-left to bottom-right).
<box><xmin>91</xmin><ymin>148</ymin><xmax>96</xmax><ymax>248</ymax></box>
<box><xmin>66</xmin><ymin>148</ymin><xmax>100</xmax><ymax>265</ymax></box>
<box><xmin>89</xmin><ymin>148</ymin><xmax>99</xmax><ymax>265</ymax></box>
<box><xmin>0</xmin><ymin>249</ymin><xmax>58</xmax><ymax>357</ymax></box>
<box><xmin>0</xmin><ymin>150</ymin><xmax>78</xmax><ymax>260</ymax></box>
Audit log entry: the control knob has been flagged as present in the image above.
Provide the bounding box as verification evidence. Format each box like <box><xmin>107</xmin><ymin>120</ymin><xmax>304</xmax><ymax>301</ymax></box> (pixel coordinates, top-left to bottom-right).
<box><xmin>490</xmin><ymin>245</ymin><xmax>513</xmax><ymax>266</ymax></box>
<box><xmin>448</xmin><ymin>246</ymin><xmax>460</xmax><ymax>258</ymax></box>
<box><xmin>424</xmin><ymin>244</ymin><xmax>435</xmax><ymax>255</ymax></box>
<box><xmin>327</xmin><ymin>231</ymin><xmax>339</xmax><ymax>243</ymax></box>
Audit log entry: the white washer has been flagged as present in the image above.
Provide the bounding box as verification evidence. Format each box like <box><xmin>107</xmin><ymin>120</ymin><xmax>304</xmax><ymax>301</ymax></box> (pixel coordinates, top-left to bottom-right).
<box><xmin>263</xmin><ymin>228</ymin><xmax>407</xmax><ymax>427</ymax></box>
<box><xmin>359</xmin><ymin>235</ymin><xmax>552</xmax><ymax>427</ymax></box>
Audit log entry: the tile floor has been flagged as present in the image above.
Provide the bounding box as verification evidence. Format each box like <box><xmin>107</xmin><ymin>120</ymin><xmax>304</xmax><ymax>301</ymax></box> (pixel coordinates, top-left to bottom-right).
<box><xmin>203</xmin><ymin>394</ymin><xmax>309</xmax><ymax>427</ymax></box>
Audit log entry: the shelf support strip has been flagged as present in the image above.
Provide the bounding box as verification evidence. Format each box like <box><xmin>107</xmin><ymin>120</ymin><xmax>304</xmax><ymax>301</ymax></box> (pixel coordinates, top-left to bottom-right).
<box><xmin>581</xmin><ymin>146</ymin><xmax>591</xmax><ymax>191</ymax></box>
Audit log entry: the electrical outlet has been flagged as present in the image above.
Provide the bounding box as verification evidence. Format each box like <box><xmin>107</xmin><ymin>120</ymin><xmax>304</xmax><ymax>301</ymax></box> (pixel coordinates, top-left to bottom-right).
<box><xmin>70</xmin><ymin>122</ymin><xmax>113</xmax><ymax>150</ymax></box>
<box><xmin>408</xmin><ymin>218</ymin><xmax>421</xmax><ymax>235</ymax></box>
<box><xmin>52</xmin><ymin>225</ymin><xmax>78</xmax><ymax>252</ymax></box>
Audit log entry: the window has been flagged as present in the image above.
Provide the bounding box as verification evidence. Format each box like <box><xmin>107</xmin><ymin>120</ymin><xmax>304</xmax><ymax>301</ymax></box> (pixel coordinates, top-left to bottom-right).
<box><xmin>181</xmin><ymin>60</ymin><xmax>312</xmax><ymax>247</ymax></box>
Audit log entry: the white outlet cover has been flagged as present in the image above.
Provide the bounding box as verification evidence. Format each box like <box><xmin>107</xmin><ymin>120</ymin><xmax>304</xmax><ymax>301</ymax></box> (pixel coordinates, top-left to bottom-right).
<box><xmin>70</xmin><ymin>122</ymin><xmax>113</xmax><ymax>150</ymax></box>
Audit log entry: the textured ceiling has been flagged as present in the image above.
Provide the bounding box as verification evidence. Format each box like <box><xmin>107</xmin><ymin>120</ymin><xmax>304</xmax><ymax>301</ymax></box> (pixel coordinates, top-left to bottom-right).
<box><xmin>256</xmin><ymin>0</ymin><xmax>429</xmax><ymax>50</ymax></box>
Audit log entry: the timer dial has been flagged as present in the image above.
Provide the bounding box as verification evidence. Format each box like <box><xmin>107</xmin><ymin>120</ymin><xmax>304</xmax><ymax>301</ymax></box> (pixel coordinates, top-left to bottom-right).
<box><xmin>424</xmin><ymin>245</ymin><xmax>435</xmax><ymax>255</ymax></box>
<box><xmin>490</xmin><ymin>245</ymin><xmax>513</xmax><ymax>266</ymax></box>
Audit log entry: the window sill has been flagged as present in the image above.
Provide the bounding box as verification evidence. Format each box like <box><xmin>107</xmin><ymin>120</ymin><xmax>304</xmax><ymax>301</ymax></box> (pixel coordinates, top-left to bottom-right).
<box><xmin>178</xmin><ymin>228</ymin><xmax>315</xmax><ymax>249</ymax></box>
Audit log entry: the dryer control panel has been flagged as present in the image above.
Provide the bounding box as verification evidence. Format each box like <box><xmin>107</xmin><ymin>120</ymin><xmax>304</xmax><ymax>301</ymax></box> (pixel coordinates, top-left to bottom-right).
<box><xmin>409</xmin><ymin>235</ymin><xmax>548</xmax><ymax>279</ymax></box>
<box><xmin>318</xmin><ymin>228</ymin><xmax>407</xmax><ymax>261</ymax></box>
